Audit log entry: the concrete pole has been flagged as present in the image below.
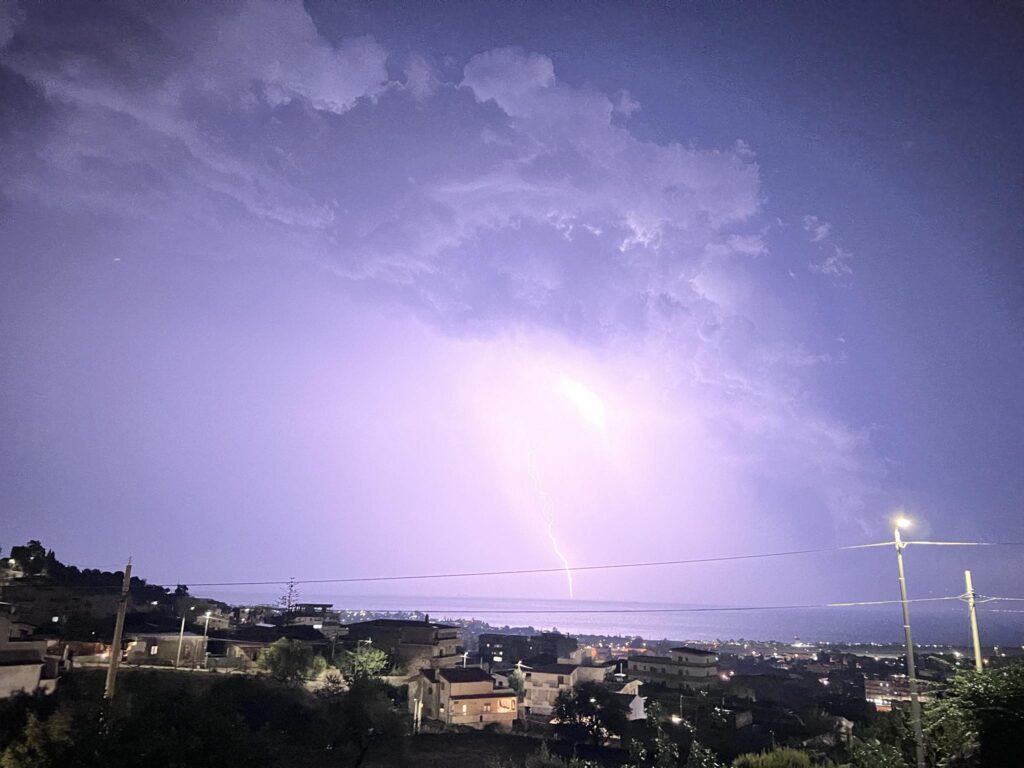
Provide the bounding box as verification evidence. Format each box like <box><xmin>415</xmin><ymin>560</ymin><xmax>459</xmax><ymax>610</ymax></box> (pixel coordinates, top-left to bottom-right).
<box><xmin>103</xmin><ymin>561</ymin><xmax>132</xmax><ymax>700</ymax></box>
<box><xmin>964</xmin><ymin>570</ymin><xmax>983</xmax><ymax>673</ymax></box>
<box><xmin>175</xmin><ymin>613</ymin><xmax>186</xmax><ymax>669</ymax></box>
<box><xmin>202</xmin><ymin>612</ymin><xmax>211</xmax><ymax>670</ymax></box>
<box><xmin>894</xmin><ymin>526</ymin><xmax>926</xmax><ymax>768</ymax></box>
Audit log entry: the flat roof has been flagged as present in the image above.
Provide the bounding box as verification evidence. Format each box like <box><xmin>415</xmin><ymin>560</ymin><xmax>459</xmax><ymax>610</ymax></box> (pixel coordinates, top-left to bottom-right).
<box><xmin>529</xmin><ymin>663</ymin><xmax>579</xmax><ymax>675</ymax></box>
<box><xmin>439</xmin><ymin>667</ymin><xmax>493</xmax><ymax>684</ymax></box>
<box><xmin>670</xmin><ymin>647</ymin><xmax>717</xmax><ymax>656</ymax></box>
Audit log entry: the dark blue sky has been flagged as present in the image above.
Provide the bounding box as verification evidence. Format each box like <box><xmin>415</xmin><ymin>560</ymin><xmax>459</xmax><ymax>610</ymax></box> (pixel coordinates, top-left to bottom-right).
<box><xmin>1</xmin><ymin>1</ymin><xmax>1022</xmax><ymax>614</ymax></box>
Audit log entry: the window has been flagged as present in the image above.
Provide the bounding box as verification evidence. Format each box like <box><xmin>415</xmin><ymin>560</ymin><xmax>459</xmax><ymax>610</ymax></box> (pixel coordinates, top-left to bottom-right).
<box><xmin>461</xmin><ymin>704</ymin><xmax>467</xmax><ymax>713</ymax></box>
<box><xmin>557</xmin><ymin>676</ymin><xmax>565</xmax><ymax>685</ymax></box>
<box><xmin>149</xmin><ymin>646</ymin><xmax>158</xmax><ymax>656</ymax></box>
<box><xmin>484</xmin><ymin>703</ymin><xmax>491</xmax><ymax>713</ymax></box>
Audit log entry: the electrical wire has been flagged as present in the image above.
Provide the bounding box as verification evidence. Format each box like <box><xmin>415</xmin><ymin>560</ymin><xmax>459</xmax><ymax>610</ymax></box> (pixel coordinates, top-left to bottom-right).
<box><xmin>153</xmin><ymin>543</ymin><xmax>893</xmax><ymax>588</ymax></box>
<box><xmin>7</xmin><ymin>541</ymin><xmax>1023</xmax><ymax>593</ymax></box>
<box><xmin>328</xmin><ymin>596</ymin><xmax>965</xmax><ymax>616</ymax></box>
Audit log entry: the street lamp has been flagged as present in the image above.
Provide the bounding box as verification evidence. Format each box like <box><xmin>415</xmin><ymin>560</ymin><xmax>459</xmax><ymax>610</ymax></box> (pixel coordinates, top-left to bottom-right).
<box><xmin>893</xmin><ymin>516</ymin><xmax>925</xmax><ymax>768</ymax></box>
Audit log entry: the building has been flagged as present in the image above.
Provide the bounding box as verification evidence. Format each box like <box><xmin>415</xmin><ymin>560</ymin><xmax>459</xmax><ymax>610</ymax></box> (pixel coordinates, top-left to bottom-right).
<box><xmin>345</xmin><ymin>619</ymin><xmax>461</xmax><ymax>670</ymax></box>
<box><xmin>613</xmin><ymin>690</ymin><xmax>648</xmax><ymax>721</ymax></box>
<box><xmin>521</xmin><ymin>662</ymin><xmax>609</xmax><ymax>717</ymax></box>
<box><xmin>126</xmin><ymin>632</ymin><xmax>207</xmax><ymax>667</ymax></box>
<box><xmin>409</xmin><ymin>667</ymin><xmax>518</xmax><ymax>730</ymax></box>
<box><xmin>0</xmin><ymin>582</ymin><xmax>125</xmax><ymax>629</ymax></box>
<box><xmin>174</xmin><ymin>597</ymin><xmax>232</xmax><ymax>631</ymax></box>
<box><xmin>864</xmin><ymin>675</ymin><xmax>931</xmax><ymax>711</ymax></box>
<box><xmin>627</xmin><ymin>646</ymin><xmax>719</xmax><ymax>691</ymax></box>
<box><xmin>479</xmin><ymin>632</ymin><xmax>578</xmax><ymax>668</ymax></box>
<box><xmin>0</xmin><ymin>618</ymin><xmax>59</xmax><ymax>698</ymax></box>
<box><xmin>287</xmin><ymin>603</ymin><xmax>339</xmax><ymax>626</ymax></box>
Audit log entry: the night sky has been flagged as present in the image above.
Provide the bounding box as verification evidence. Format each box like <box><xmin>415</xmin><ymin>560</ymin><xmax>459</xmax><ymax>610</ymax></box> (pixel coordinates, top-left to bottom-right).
<box><xmin>1</xmin><ymin>1</ymin><xmax>1022</xmax><ymax>610</ymax></box>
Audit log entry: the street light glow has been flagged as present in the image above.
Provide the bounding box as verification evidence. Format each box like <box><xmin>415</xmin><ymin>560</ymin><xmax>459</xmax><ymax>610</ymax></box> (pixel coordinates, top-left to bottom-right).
<box><xmin>895</xmin><ymin>516</ymin><xmax>912</xmax><ymax>530</ymax></box>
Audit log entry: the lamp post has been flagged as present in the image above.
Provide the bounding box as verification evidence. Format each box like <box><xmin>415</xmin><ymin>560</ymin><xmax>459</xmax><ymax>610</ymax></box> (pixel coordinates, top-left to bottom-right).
<box><xmin>893</xmin><ymin>517</ymin><xmax>926</xmax><ymax>768</ymax></box>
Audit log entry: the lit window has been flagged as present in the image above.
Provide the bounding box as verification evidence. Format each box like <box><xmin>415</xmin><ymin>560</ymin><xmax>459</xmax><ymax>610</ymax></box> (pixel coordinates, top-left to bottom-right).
<box><xmin>149</xmin><ymin>646</ymin><xmax>158</xmax><ymax>655</ymax></box>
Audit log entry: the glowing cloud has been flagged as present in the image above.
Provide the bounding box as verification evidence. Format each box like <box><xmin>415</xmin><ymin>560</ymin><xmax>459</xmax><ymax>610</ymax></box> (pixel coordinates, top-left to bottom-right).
<box><xmin>557</xmin><ymin>377</ymin><xmax>608</xmax><ymax>436</ymax></box>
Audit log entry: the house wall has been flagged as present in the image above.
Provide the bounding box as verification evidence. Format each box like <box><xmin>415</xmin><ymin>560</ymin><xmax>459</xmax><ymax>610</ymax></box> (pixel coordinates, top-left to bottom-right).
<box><xmin>0</xmin><ymin>664</ymin><xmax>42</xmax><ymax>698</ymax></box>
<box><xmin>523</xmin><ymin>670</ymin><xmax>575</xmax><ymax>715</ymax></box>
<box><xmin>628</xmin><ymin>656</ymin><xmax>718</xmax><ymax>691</ymax></box>
<box><xmin>447</xmin><ymin>695</ymin><xmax>517</xmax><ymax>730</ymax></box>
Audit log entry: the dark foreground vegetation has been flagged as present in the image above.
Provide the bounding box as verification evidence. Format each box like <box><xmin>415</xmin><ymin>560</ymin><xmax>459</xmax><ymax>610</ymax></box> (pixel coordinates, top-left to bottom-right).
<box><xmin>2</xmin><ymin>664</ymin><xmax>1023</xmax><ymax>768</ymax></box>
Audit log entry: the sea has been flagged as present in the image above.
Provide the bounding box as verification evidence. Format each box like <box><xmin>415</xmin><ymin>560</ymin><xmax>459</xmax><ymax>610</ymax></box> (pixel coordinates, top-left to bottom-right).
<box><xmin>208</xmin><ymin>590</ymin><xmax>1024</xmax><ymax>647</ymax></box>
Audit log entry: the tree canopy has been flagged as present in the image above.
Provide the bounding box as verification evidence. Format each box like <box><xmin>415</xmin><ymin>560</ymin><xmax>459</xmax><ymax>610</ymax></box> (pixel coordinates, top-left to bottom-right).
<box><xmin>257</xmin><ymin>637</ymin><xmax>327</xmax><ymax>685</ymax></box>
<box><xmin>337</xmin><ymin>642</ymin><xmax>388</xmax><ymax>682</ymax></box>
<box><xmin>553</xmin><ymin>680</ymin><xmax>629</xmax><ymax>746</ymax></box>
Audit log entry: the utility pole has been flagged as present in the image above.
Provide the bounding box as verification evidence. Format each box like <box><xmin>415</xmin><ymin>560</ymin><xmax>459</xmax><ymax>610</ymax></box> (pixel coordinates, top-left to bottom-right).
<box><xmin>175</xmin><ymin>608</ymin><xmax>193</xmax><ymax>669</ymax></box>
<box><xmin>894</xmin><ymin>520</ymin><xmax>926</xmax><ymax>768</ymax></box>
<box><xmin>964</xmin><ymin>570</ymin><xmax>983</xmax><ymax>672</ymax></box>
<box><xmin>103</xmin><ymin>559</ymin><xmax>132</xmax><ymax>700</ymax></box>
<box><xmin>202</xmin><ymin>611</ymin><xmax>212</xmax><ymax>671</ymax></box>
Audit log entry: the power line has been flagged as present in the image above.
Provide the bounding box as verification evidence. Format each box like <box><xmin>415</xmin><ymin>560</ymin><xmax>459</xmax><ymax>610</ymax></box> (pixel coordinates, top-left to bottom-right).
<box><xmin>329</xmin><ymin>596</ymin><xmax>964</xmax><ymax>616</ymax></box>
<box><xmin>7</xmin><ymin>541</ymin><xmax>1023</xmax><ymax>593</ymax></box>
<box><xmin>155</xmin><ymin>540</ymin><xmax>1024</xmax><ymax>589</ymax></box>
<box><xmin>158</xmin><ymin>543</ymin><xmax>891</xmax><ymax>588</ymax></box>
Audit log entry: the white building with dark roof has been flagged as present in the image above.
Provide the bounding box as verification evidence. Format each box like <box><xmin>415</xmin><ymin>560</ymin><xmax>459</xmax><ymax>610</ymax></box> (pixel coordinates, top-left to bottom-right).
<box><xmin>409</xmin><ymin>666</ymin><xmax>517</xmax><ymax>730</ymax></box>
<box><xmin>627</xmin><ymin>646</ymin><xmax>719</xmax><ymax>691</ymax></box>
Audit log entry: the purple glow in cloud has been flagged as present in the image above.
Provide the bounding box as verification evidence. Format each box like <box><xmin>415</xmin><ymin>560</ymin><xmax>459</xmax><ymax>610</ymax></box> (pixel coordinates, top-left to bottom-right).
<box><xmin>2</xmin><ymin>0</ymin><xmax>1022</xmax><ymax>609</ymax></box>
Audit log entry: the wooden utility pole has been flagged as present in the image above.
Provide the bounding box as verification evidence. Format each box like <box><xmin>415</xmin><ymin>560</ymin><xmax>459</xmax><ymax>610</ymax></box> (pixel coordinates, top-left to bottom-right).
<box><xmin>103</xmin><ymin>560</ymin><xmax>132</xmax><ymax>700</ymax></box>
<box><xmin>964</xmin><ymin>570</ymin><xmax>984</xmax><ymax>672</ymax></box>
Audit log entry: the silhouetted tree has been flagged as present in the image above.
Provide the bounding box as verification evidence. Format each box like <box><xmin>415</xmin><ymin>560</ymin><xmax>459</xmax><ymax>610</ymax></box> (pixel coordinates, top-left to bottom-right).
<box><xmin>338</xmin><ymin>642</ymin><xmax>388</xmax><ymax>682</ymax></box>
<box><xmin>257</xmin><ymin>638</ymin><xmax>326</xmax><ymax>685</ymax></box>
<box><xmin>553</xmin><ymin>680</ymin><xmax>628</xmax><ymax>745</ymax></box>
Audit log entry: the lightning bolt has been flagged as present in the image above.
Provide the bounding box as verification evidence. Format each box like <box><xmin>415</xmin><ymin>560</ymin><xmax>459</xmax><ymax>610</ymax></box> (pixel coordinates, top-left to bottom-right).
<box><xmin>527</xmin><ymin>450</ymin><xmax>574</xmax><ymax>599</ymax></box>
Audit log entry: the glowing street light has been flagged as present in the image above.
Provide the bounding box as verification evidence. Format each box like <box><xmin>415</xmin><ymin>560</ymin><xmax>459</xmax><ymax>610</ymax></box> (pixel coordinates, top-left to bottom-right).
<box><xmin>892</xmin><ymin>516</ymin><xmax>925</xmax><ymax>768</ymax></box>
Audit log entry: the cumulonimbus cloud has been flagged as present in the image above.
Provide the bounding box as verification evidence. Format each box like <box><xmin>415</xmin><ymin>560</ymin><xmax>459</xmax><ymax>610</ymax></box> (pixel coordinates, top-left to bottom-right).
<box><xmin>0</xmin><ymin>0</ymin><xmax>879</xmax><ymax>521</ymax></box>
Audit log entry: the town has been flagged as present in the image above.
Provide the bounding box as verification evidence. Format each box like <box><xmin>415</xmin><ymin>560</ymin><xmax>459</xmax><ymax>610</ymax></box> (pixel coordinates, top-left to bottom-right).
<box><xmin>1</xmin><ymin>541</ymin><xmax>1020</xmax><ymax>767</ymax></box>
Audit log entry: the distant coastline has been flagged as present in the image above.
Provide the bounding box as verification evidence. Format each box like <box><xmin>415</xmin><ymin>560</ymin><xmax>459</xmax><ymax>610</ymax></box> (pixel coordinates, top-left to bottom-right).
<box><xmin>202</xmin><ymin>590</ymin><xmax>1021</xmax><ymax>646</ymax></box>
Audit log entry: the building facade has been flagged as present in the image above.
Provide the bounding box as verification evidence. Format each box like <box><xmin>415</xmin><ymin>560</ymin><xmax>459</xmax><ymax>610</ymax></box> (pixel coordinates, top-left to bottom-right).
<box><xmin>0</xmin><ymin>625</ymin><xmax>59</xmax><ymax>699</ymax></box>
<box><xmin>410</xmin><ymin>667</ymin><xmax>518</xmax><ymax>730</ymax></box>
<box><xmin>345</xmin><ymin>619</ymin><xmax>461</xmax><ymax>670</ymax></box>
<box><xmin>627</xmin><ymin>646</ymin><xmax>719</xmax><ymax>691</ymax></box>
<box><xmin>479</xmin><ymin>632</ymin><xmax>578</xmax><ymax>668</ymax></box>
<box><xmin>522</xmin><ymin>662</ymin><xmax>609</xmax><ymax>717</ymax></box>
<box><xmin>126</xmin><ymin>632</ymin><xmax>207</xmax><ymax>667</ymax></box>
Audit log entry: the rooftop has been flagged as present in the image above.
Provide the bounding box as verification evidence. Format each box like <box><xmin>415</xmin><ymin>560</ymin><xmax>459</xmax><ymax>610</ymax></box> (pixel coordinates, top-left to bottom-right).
<box><xmin>439</xmin><ymin>667</ymin><xmax>494</xmax><ymax>684</ymax></box>
<box><xmin>670</xmin><ymin>647</ymin><xmax>718</xmax><ymax>657</ymax></box>
<box><xmin>529</xmin><ymin>663</ymin><xmax>579</xmax><ymax>675</ymax></box>
<box><xmin>346</xmin><ymin>618</ymin><xmax>455</xmax><ymax>630</ymax></box>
